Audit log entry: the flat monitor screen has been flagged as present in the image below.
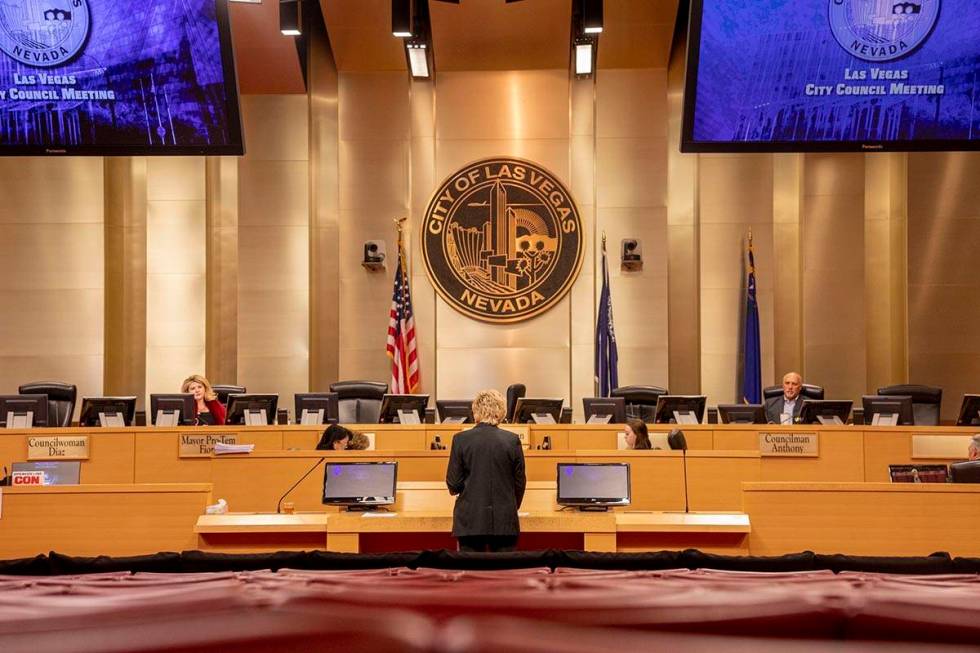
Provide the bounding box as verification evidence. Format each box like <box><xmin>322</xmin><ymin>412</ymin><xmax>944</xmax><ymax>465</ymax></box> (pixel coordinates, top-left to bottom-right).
<box><xmin>0</xmin><ymin>0</ymin><xmax>243</xmax><ymax>155</ymax></box>
<box><xmin>149</xmin><ymin>394</ymin><xmax>196</xmax><ymax>426</ymax></box>
<box><xmin>78</xmin><ymin>396</ymin><xmax>136</xmax><ymax>426</ymax></box>
<box><xmin>294</xmin><ymin>393</ymin><xmax>339</xmax><ymax>425</ymax></box>
<box><xmin>225</xmin><ymin>394</ymin><xmax>278</xmax><ymax>425</ymax></box>
<box><xmin>557</xmin><ymin>463</ymin><xmax>630</xmax><ymax>507</ymax></box>
<box><xmin>682</xmin><ymin>0</ymin><xmax>980</xmax><ymax>151</ymax></box>
<box><xmin>322</xmin><ymin>462</ymin><xmax>397</xmax><ymax>507</ymax></box>
<box><xmin>717</xmin><ymin>403</ymin><xmax>766</xmax><ymax>424</ymax></box>
<box><xmin>12</xmin><ymin>461</ymin><xmax>80</xmax><ymax>485</ymax></box>
<box><xmin>378</xmin><ymin>394</ymin><xmax>429</xmax><ymax>424</ymax></box>
<box><xmin>512</xmin><ymin>398</ymin><xmax>563</xmax><ymax>424</ymax></box>
<box><xmin>582</xmin><ymin>397</ymin><xmax>626</xmax><ymax>423</ymax></box>
<box><xmin>0</xmin><ymin>394</ymin><xmax>48</xmax><ymax>427</ymax></box>
<box><xmin>435</xmin><ymin>400</ymin><xmax>473</xmax><ymax>424</ymax></box>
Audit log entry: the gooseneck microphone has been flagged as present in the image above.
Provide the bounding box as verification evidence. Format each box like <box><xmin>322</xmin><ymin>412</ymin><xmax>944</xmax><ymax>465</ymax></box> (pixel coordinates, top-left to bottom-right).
<box><xmin>276</xmin><ymin>456</ymin><xmax>326</xmax><ymax>514</ymax></box>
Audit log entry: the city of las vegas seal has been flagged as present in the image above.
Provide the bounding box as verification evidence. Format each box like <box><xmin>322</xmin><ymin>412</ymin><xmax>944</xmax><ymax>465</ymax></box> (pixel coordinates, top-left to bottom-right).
<box><xmin>421</xmin><ymin>158</ymin><xmax>584</xmax><ymax>324</ymax></box>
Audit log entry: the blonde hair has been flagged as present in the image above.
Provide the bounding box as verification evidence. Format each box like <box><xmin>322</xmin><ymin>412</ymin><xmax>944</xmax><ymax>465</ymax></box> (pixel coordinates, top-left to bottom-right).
<box><xmin>181</xmin><ymin>374</ymin><xmax>217</xmax><ymax>402</ymax></box>
<box><xmin>349</xmin><ymin>432</ymin><xmax>371</xmax><ymax>450</ymax></box>
<box><xmin>472</xmin><ymin>389</ymin><xmax>506</xmax><ymax>425</ymax></box>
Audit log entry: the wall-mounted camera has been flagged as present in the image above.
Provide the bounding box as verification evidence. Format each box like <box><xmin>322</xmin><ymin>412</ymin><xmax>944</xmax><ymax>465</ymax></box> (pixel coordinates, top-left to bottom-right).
<box><xmin>362</xmin><ymin>240</ymin><xmax>386</xmax><ymax>271</ymax></box>
<box><xmin>621</xmin><ymin>239</ymin><xmax>642</xmax><ymax>271</ymax></box>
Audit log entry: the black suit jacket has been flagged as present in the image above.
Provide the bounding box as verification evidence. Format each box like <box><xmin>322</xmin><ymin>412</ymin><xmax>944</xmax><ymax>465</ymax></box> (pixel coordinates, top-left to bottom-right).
<box><xmin>446</xmin><ymin>423</ymin><xmax>526</xmax><ymax>537</ymax></box>
<box><xmin>764</xmin><ymin>396</ymin><xmax>803</xmax><ymax>424</ymax></box>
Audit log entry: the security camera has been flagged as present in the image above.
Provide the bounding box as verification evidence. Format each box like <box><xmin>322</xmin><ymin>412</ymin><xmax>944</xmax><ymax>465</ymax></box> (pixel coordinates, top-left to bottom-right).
<box><xmin>362</xmin><ymin>240</ymin><xmax>386</xmax><ymax>271</ymax></box>
<box><xmin>621</xmin><ymin>239</ymin><xmax>642</xmax><ymax>271</ymax></box>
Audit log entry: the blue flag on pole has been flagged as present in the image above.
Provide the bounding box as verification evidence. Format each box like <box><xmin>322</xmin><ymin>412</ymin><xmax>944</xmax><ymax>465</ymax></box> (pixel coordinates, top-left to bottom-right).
<box><xmin>742</xmin><ymin>233</ymin><xmax>762</xmax><ymax>404</ymax></box>
<box><xmin>595</xmin><ymin>236</ymin><xmax>619</xmax><ymax>397</ymax></box>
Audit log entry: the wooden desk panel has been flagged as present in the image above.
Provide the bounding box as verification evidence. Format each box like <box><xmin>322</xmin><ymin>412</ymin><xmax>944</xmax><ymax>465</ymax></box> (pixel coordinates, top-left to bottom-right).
<box><xmin>0</xmin><ymin>484</ymin><xmax>211</xmax><ymax>558</ymax></box>
<box><xmin>863</xmin><ymin>429</ymin><xmax>972</xmax><ymax>482</ymax></box>
<box><xmin>134</xmin><ymin>429</ymin><xmax>284</xmax><ymax>483</ymax></box>
<box><xmin>744</xmin><ymin>482</ymin><xmax>980</xmax><ymax>557</ymax></box>
<box><xmin>760</xmin><ymin>430</ymin><xmax>864</xmax><ymax>482</ymax></box>
<box><xmin>686</xmin><ymin>451</ymin><xmax>761</xmax><ymax>511</ymax></box>
<box><xmin>0</xmin><ymin>430</ymin><xmax>135</xmax><ymax>484</ymax></box>
<box><xmin>576</xmin><ymin>451</ymin><xmax>686</xmax><ymax>511</ymax></box>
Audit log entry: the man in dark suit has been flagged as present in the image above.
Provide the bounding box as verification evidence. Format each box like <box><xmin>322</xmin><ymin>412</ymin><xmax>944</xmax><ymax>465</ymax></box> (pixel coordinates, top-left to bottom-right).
<box><xmin>765</xmin><ymin>372</ymin><xmax>804</xmax><ymax>424</ymax></box>
<box><xmin>446</xmin><ymin>389</ymin><xmax>526</xmax><ymax>552</ymax></box>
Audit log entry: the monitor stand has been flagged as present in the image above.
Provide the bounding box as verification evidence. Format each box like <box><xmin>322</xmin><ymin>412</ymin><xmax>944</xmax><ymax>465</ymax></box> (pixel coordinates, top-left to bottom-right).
<box><xmin>871</xmin><ymin>412</ymin><xmax>899</xmax><ymax>426</ymax></box>
<box><xmin>155</xmin><ymin>410</ymin><xmax>180</xmax><ymax>427</ymax></box>
<box><xmin>441</xmin><ymin>416</ymin><xmax>467</xmax><ymax>425</ymax></box>
<box><xmin>5</xmin><ymin>411</ymin><xmax>33</xmax><ymax>429</ymax></box>
<box><xmin>244</xmin><ymin>409</ymin><xmax>267</xmax><ymax>426</ymax></box>
<box><xmin>816</xmin><ymin>415</ymin><xmax>844</xmax><ymax>425</ymax></box>
<box><xmin>300</xmin><ymin>408</ymin><xmax>325</xmax><ymax>425</ymax></box>
<box><xmin>577</xmin><ymin>505</ymin><xmax>610</xmax><ymax>512</ymax></box>
<box><xmin>397</xmin><ymin>409</ymin><xmax>422</xmax><ymax>425</ymax></box>
<box><xmin>98</xmin><ymin>411</ymin><xmax>126</xmax><ymax>428</ymax></box>
<box><xmin>586</xmin><ymin>414</ymin><xmax>613</xmax><ymax>424</ymax></box>
<box><xmin>531</xmin><ymin>413</ymin><xmax>557</xmax><ymax>424</ymax></box>
<box><xmin>345</xmin><ymin>505</ymin><xmax>390</xmax><ymax>512</ymax></box>
<box><xmin>672</xmin><ymin>410</ymin><xmax>700</xmax><ymax>425</ymax></box>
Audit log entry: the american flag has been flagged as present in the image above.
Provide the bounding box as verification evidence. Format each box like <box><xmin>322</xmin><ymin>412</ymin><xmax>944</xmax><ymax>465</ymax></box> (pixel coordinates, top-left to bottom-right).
<box><xmin>386</xmin><ymin>241</ymin><xmax>420</xmax><ymax>394</ymax></box>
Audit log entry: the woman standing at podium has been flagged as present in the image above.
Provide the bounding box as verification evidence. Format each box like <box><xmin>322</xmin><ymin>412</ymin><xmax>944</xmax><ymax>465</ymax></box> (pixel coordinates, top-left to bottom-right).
<box><xmin>180</xmin><ymin>375</ymin><xmax>226</xmax><ymax>426</ymax></box>
<box><xmin>446</xmin><ymin>389</ymin><xmax>526</xmax><ymax>553</ymax></box>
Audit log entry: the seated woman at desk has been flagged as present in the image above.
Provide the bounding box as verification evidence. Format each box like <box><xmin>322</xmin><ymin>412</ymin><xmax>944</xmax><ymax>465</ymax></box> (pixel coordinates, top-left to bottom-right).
<box><xmin>180</xmin><ymin>374</ymin><xmax>226</xmax><ymax>426</ymax></box>
<box><xmin>317</xmin><ymin>423</ymin><xmax>354</xmax><ymax>450</ymax></box>
<box><xmin>624</xmin><ymin>418</ymin><xmax>652</xmax><ymax>450</ymax></box>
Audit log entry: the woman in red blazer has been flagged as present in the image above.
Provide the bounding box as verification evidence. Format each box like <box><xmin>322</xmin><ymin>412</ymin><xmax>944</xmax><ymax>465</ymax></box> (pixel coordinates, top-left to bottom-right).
<box><xmin>180</xmin><ymin>375</ymin><xmax>227</xmax><ymax>426</ymax></box>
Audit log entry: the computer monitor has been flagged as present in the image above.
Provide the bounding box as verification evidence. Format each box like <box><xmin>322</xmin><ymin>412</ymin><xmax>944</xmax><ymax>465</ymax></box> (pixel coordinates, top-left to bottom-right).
<box><xmin>582</xmin><ymin>397</ymin><xmax>626</xmax><ymax>424</ymax></box>
<box><xmin>79</xmin><ymin>397</ymin><xmax>137</xmax><ymax>427</ymax></box>
<box><xmin>654</xmin><ymin>395</ymin><xmax>706</xmax><ymax>424</ymax></box>
<box><xmin>149</xmin><ymin>394</ymin><xmax>196</xmax><ymax>426</ymax></box>
<box><xmin>512</xmin><ymin>398</ymin><xmax>564</xmax><ymax>424</ymax></box>
<box><xmin>378</xmin><ymin>394</ymin><xmax>430</xmax><ymax>424</ymax></box>
<box><xmin>798</xmin><ymin>400</ymin><xmax>853</xmax><ymax>425</ymax></box>
<box><xmin>294</xmin><ymin>393</ymin><xmax>339</xmax><ymax>425</ymax></box>
<box><xmin>950</xmin><ymin>461</ymin><xmax>980</xmax><ymax>484</ymax></box>
<box><xmin>322</xmin><ymin>461</ymin><xmax>398</xmax><ymax>511</ymax></box>
<box><xmin>717</xmin><ymin>404</ymin><xmax>766</xmax><ymax>424</ymax></box>
<box><xmin>955</xmin><ymin>395</ymin><xmax>980</xmax><ymax>426</ymax></box>
<box><xmin>0</xmin><ymin>394</ymin><xmax>49</xmax><ymax>428</ymax></box>
<box><xmin>435</xmin><ymin>400</ymin><xmax>473</xmax><ymax>424</ymax></box>
<box><xmin>862</xmin><ymin>395</ymin><xmax>915</xmax><ymax>426</ymax></box>
<box><xmin>225</xmin><ymin>394</ymin><xmax>279</xmax><ymax>426</ymax></box>
<box><xmin>888</xmin><ymin>464</ymin><xmax>948</xmax><ymax>483</ymax></box>
<box><xmin>557</xmin><ymin>463</ymin><xmax>630</xmax><ymax>511</ymax></box>
<box><xmin>11</xmin><ymin>461</ymin><xmax>80</xmax><ymax>486</ymax></box>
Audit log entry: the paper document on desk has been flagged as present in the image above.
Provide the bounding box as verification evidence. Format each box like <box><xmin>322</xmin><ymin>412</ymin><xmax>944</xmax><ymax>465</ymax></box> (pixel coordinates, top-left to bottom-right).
<box><xmin>213</xmin><ymin>442</ymin><xmax>255</xmax><ymax>455</ymax></box>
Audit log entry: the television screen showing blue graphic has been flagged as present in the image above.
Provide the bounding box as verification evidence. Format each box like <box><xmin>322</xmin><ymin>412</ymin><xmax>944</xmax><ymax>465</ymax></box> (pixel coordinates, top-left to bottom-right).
<box><xmin>682</xmin><ymin>0</ymin><xmax>980</xmax><ymax>151</ymax></box>
<box><xmin>0</xmin><ymin>0</ymin><xmax>243</xmax><ymax>155</ymax></box>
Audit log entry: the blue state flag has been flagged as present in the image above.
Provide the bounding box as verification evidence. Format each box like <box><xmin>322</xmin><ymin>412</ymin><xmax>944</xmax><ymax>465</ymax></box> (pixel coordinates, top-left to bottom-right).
<box><xmin>742</xmin><ymin>234</ymin><xmax>762</xmax><ymax>404</ymax></box>
<box><xmin>595</xmin><ymin>237</ymin><xmax>619</xmax><ymax>397</ymax></box>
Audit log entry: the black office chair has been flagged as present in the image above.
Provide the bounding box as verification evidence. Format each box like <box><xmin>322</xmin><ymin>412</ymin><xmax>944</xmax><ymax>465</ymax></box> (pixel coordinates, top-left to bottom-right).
<box><xmin>877</xmin><ymin>384</ymin><xmax>942</xmax><ymax>426</ymax></box>
<box><xmin>950</xmin><ymin>460</ymin><xmax>980</xmax><ymax>483</ymax></box>
<box><xmin>330</xmin><ymin>381</ymin><xmax>388</xmax><ymax>423</ymax></box>
<box><xmin>611</xmin><ymin>385</ymin><xmax>667</xmax><ymax>423</ymax></box>
<box><xmin>18</xmin><ymin>382</ymin><xmax>77</xmax><ymax>427</ymax></box>
<box><xmin>212</xmin><ymin>384</ymin><xmax>246</xmax><ymax>406</ymax></box>
<box><xmin>763</xmin><ymin>384</ymin><xmax>825</xmax><ymax>401</ymax></box>
<box><xmin>506</xmin><ymin>384</ymin><xmax>526</xmax><ymax>423</ymax></box>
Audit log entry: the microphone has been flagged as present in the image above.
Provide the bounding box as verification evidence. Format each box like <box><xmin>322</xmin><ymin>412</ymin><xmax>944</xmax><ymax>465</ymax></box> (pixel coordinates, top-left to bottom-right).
<box><xmin>276</xmin><ymin>456</ymin><xmax>326</xmax><ymax>514</ymax></box>
<box><xmin>668</xmin><ymin>429</ymin><xmax>689</xmax><ymax>514</ymax></box>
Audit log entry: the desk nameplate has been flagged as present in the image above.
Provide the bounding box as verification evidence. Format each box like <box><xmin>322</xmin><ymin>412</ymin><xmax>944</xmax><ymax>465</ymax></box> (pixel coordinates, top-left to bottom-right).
<box><xmin>911</xmin><ymin>434</ymin><xmax>973</xmax><ymax>460</ymax></box>
<box><xmin>758</xmin><ymin>432</ymin><xmax>818</xmax><ymax>457</ymax></box>
<box><xmin>27</xmin><ymin>435</ymin><xmax>90</xmax><ymax>460</ymax></box>
<box><xmin>179</xmin><ymin>433</ymin><xmax>240</xmax><ymax>458</ymax></box>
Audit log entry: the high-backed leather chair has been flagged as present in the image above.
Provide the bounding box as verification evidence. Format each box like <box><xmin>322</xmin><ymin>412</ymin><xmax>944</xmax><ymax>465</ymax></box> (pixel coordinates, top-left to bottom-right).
<box><xmin>950</xmin><ymin>460</ymin><xmax>980</xmax><ymax>483</ymax></box>
<box><xmin>763</xmin><ymin>384</ymin><xmax>825</xmax><ymax>401</ymax></box>
<box><xmin>18</xmin><ymin>382</ymin><xmax>77</xmax><ymax>427</ymax></box>
<box><xmin>506</xmin><ymin>384</ymin><xmax>526</xmax><ymax>422</ymax></box>
<box><xmin>610</xmin><ymin>385</ymin><xmax>667</xmax><ymax>423</ymax></box>
<box><xmin>878</xmin><ymin>384</ymin><xmax>942</xmax><ymax>426</ymax></box>
<box><xmin>212</xmin><ymin>385</ymin><xmax>246</xmax><ymax>406</ymax></box>
<box><xmin>330</xmin><ymin>381</ymin><xmax>388</xmax><ymax>424</ymax></box>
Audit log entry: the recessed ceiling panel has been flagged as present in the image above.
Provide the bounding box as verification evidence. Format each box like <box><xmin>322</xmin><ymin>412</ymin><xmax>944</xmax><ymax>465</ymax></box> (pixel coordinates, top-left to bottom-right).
<box><xmin>230</xmin><ymin>1</ymin><xmax>307</xmax><ymax>94</ymax></box>
<box><xmin>321</xmin><ymin>0</ymin><xmax>408</xmax><ymax>71</ymax></box>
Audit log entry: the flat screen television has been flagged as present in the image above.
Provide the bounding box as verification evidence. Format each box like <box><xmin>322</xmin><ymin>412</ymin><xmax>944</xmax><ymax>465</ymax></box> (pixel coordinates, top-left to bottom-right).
<box><xmin>0</xmin><ymin>0</ymin><xmax>243</xmax><ymax>155</ymax></box>
<box><xmin>322</xmin><ymin>461</ymin><xmax>397</xmax><ymax>510</ymax></box>
<box><xmin>682</xmin><ymin>0</ymin><xmax>980</xmax><ymax>152</ymax></box>
<box><xmin>557</xmin><ymin>463</ymin><xmax>630</xmax><ymax>511</ymax></box>
<box><xmin>0</xmin><ymin>394</ymin><xmax>48</xmax><ymax>427</ymax></box>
